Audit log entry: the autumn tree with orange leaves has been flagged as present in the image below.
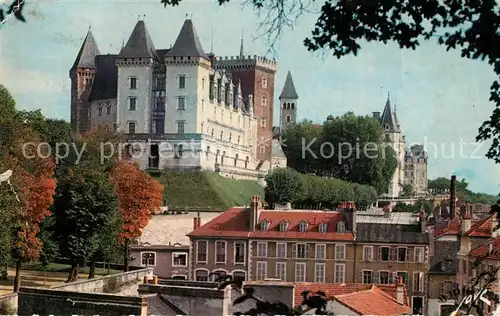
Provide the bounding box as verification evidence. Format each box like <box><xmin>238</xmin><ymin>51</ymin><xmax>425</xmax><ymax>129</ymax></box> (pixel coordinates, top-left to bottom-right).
<box><xmin>0</xmin><ymin>85</ymin><xmax>56</xmax><ymax>292</ymax></box>
<box><xmin>111</xmin><ymin>161</ymin><xmax>163</xmax><ymax>272</ymax></box>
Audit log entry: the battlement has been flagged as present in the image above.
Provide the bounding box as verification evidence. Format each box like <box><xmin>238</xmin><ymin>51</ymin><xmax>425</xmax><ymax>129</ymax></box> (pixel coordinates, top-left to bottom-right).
<box><xmin>213</xmin><ymin>54</ymin><xmax>277</xmax><ymax>72</ymax></box>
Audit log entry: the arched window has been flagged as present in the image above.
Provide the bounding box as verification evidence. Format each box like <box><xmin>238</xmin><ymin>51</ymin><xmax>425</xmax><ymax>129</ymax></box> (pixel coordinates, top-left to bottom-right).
<box><xmin>232</xmin><ymin>271</ymin><xmax>246</xmax><ymax>282</ymax></box>
<box><xmin>287</xmin><ymin>103</ymin><xmax>291</xmax><ymax>109</ymax></box>
<box><xmin>286</xmin><ymin>116</ymin><xmax>291</xmax><ymax>123</ymax></box>
<box><xmin>319</xmin><ymin>222</ymin><xmax>328</xmax><ymax>233</ymax></box>
<box><xmin>279</xmin><ymin>221</ymin><xmax>289</xmax><ymax>232</ymax></box>
<box><xmin>291</xmin><ymin>103</ymin><xmax>295</xmax><ymax>109</ymax></box>
<box><xmin>245</xmin><ymin>156</ymin><xmax>249</xmax><ymax>168</ymax></box>
<box><xmin>206</xmin><ymin>146</ymin><xmax>210</xmax><ymax>158</ymax></box>
<box><xmin>337</xmin><ymin>221</ymin><xmax>346</xmax><ymax>233</ymax></box>
<box><xmin>195</xmin><ymin>269</ymin><xmax>209</xmax><ymax>282</ymax></box>
<box><xmin>106</xmin><ymin>104</ymin><xmax>112</xmax><ymax>115</ymax></box>
<box><xmin>221</xmin><ymin>151</ymin><xmax>225</xmax><ymax>165</ymax></box>
<box><xmin>211</xmin><ymin>269</ymin><xmax>228</xmax><ymax>281</ymax></box>
<box><xmin>220</xmin><ymin>131</ymin><xmax>223</xmax><ymax>140</ymax></box>
<box><xmin>174</xmin><ymin>144</ymin><xmax>183</xmax><ymax>158</ymax></box>
<box><xmin>261</xmin><ymin>220</ymin><xmax>270</xmax><ymax>231</ymax></box>
<box><xmin>201</xmin><ymin>122</ymin><xmax>204</xmax><ymax>133</ymax></box>
<box><xmin>298</xmin><ymin>221</ymin><xmax>308</xmax><ymax>232</ymax></box>
<box><xmin>283</xmin><ymin>103</ymin><xmax>286</xmax><ymax>109</ymax></box>
<box><xmin>229</xmin><ymin>133</ymin><xmax>232</xmax><ymax>142</ymax></box>
<box><xmin>234</xmin><ymin>154</ymin><xmax>238</xmax><ymax>167</ymax></box>
<box><xmin>211</xmin><ymin>129</ymin><xmax>215</xmax><ymax>137</ymax></box>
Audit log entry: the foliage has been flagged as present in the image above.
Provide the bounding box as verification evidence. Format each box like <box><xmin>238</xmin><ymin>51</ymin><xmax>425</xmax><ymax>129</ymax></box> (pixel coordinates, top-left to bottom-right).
<box><xmin>209</xmin><ymin>271</ymin><xmax>331</xmax><ymax>315</ymax></box>
<box><xmin>429</xmin><ymin>177</ymin><xmax>497</xmax><ymax>204</ymax></box>
<box><xmin>111</xmin><ymin>161</ymin><xmax>163</xmax><ymax>242</ymax></box>
<box><xmin>393</xmin><ymin>199</ymin><xmax>433</xmax><ymax>215</ymax></box>
<box><xmin>402</xmin><ymin>184</ymin><xmax>413</xmax><ymax>197</ymax></box>
<box><xmin>265</xmin><ymin>167</ymin><xmax>378</xmax><ymax>209</ymax></box>
<box><xmin>53</xmin><ymin>166</ymin><xmax>119</xmax><ymax>280</ymax></box>
<box><xmin>38</xmin><ymin>215</ymin><xmax>59</xmax><ymax>268</ymax></box>
<box><xmin>0</xmin><ymin>0</ymin><xmax>25</xmax><ymax>24</ymax></box>
<box><xmin>282</xmin><ymin>115</ymin><xmax>397</xmax><ymax>194</ymax></box>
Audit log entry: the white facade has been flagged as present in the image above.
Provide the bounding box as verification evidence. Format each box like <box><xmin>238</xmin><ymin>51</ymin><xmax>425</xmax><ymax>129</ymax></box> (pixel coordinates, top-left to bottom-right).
<box><xmin>384</xmin><ymin>129</ymin><xmax>406</xmax><ymax>197</ymax></box>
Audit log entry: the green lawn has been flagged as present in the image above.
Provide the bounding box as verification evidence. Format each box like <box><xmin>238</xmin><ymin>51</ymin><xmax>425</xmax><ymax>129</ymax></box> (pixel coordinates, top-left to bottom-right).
<box><xmin>157</xmin><ymin>171</ymin><xmax>264</xmax><ymax>209</ymax></box>
<box><xmin>20</xmin><ymin>263</ymin><xmax>121</xmax><ymax>275</ymax></box>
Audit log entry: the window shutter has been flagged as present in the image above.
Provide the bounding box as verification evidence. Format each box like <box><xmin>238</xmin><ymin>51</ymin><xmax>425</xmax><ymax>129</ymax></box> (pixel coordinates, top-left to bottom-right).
<box><xmin>292</xmin><ymin>244</ymin><xmax>297</xmax><ymax>259</ymax></box>
<box><xmin>390</xmin><ymin>247</ymin><xmax>397</xmax><ymax>261</ymax></box>
<box><xmin>373</xmin><ymin>271</ymin><xmax>380</xmax><ymax>284</ymax></box>
<box><xmin>419</xmin><ymin>272</ymin><xmax>424</xmax><ymax>292</ymax></box>
<box><xmin>378</xmin><ymin>247</ymin><xmax>382</xmax><ymax>261</ymax></box>
<box><xmin>305</xmin><ymin>244</ymin><xmax>310</xmax><ymax>258</ymax></box>
<box><xmin>362</xmin><ymin>247</ymin><xmax>366</xmax><ymax>261</ymax></box>
<box><xmin>371</xmin><ymin>246</ymin><xmax>377</xmax><ymax>261</ymax></box>
<box><xmin>407</xmin><ymin>248</ymin><xmax>413</xmax><ymax>262</ymax></box>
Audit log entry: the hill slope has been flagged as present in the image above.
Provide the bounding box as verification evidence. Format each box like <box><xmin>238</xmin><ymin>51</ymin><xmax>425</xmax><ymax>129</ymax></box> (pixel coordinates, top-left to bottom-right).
<box><xmin>157</xmin><ymin>171</ymin><xmax>264</xmax><ymax>210</ymax></box>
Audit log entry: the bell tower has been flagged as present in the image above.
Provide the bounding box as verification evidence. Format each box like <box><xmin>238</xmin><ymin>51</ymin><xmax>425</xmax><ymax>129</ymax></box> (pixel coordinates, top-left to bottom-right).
<box><xmin>279</xmin><ymin>71</ymin><xmax>298</xmax><ymax>132</ymax></box>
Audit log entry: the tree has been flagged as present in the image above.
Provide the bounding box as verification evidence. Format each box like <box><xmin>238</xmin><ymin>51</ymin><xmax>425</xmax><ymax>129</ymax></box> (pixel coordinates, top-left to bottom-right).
<box><xmin>110</xmin><ymin>161</ymin><xmax>163</xmax><ymax>272</ymax></box>
<box><xmin>265</xmin><ymin>168</ymin><xmax>303</xmax><ymax>206</ymax></box>
<box><xmin>402</xmin><ymin>184</ymin><xmax>413</xmax><ymax>197</ymax></box>
<box><xmin>53</xmin><ymin>166</ymin><xmax>119</xmax><ymax>282</ymax></box>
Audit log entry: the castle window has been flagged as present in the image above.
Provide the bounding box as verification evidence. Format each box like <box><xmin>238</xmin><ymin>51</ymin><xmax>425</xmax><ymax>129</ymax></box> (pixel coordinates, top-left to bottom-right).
<box><xmin>261</xmin><ymin>78</ymin><xmax>268</xmax><ymax>89</ymax></box>
<box><xmin>178</xmin><ymin>75</ymin><xmax>186</xmax><ymax>89</ymax></box>
<box><xmin>217</xmin><ymin>79</ymin><xmax>222</xmax><ymax>103</ymax></box>
<box><xmin>156</xmin><ymin>77</ymin><xmax>165</xmax><ymax>90</ymax></box>
<box><xmin>177</xmin><ymin>120</ymin><xmax>185</xmax><ymax>134</ymax></box>
<box><xmin>174</xmin><ymin>144</ymin><xmax>183</xmax><ymax>158</ymax></box>
<box><xmin>209</xmin><ymin>76</ymin><xmax>215</xmax><ymax>101</ymax></box>
<box><xmin>298</xmin><ymin>221</ymin><xmax>308</xmax><ymax>232</ymax></box>
<box><xmin>245</xmin><ymin>156</ymin><xmax>249</xmax><ymax>168</ymax></box>
<box><xmin>201</xmin><ymin>123</ymin><xmax>204</xmax><ymax>133</ymax></box>
<box><xmin>98</xmin><ymin>106</ymin><xmax>103</xmax><ymax>116</ymax></box>
<box><xmin>283</xmin><ymin>103</ymin><xmax>286</xmax><ymax>109</ymax></box>
<box><xmin>261</xmin><ymin>118</ymin><xmax>267</xmax><ymax>128</ymax></box>
<box><xmin>206</xmin><ymin>146</ymin><xmax>210</xmax><ymax>157</ymax></box>
<box><xmin>237</xmin><ymin>136</ymin><xmax>240</xmax><ymax>144</ymax></box>
<box><xmin>287</xmin><ymin>103</ymin><xmax>291</xmax><ymax>109</ymax></box>
<box><xmin>261</xmin><ymin>96</ymin><xmax>267</xmax><ymax>107</ymax></box>
<box><xmin>220</xmin><ymin>131</ymin><xmax>223</xmax><ymax>140</ymax></box>
<box><xmin>130</xmin><ymin>77</ymin><xmax>137</xmax><ymax>90</ymax></box>
<box><xmin>202</xmin><ymin>78</ymin><xmax>205</xmax><ymax>90</ymax></box>
<box><xmin>291</xmin><ymin>103</ymin><xmax>295</xmax><ymax>109</ymax></box>
<box><xmin>128</xmin><ymin>122</ymin><xmax>136</xmax><ymax>134</ymax></box>
<box><xmin>385</xmin><ymin>134</ymin><xmax>390</xmax><ymax>141</ymax></box>
<box><xmin>234</xmin><ymin>154</ymin><xmax>238</xmax><ymax>166</ymax></box>
<box><xmin>229</xmin><ymin>133</ymin><xmax>232</xmax><ymax>142</ymax></box>
<box><xmin>178</xmin><ymin>97</ymin><xmax>186</xmax><ymax>110</ymax></box>
<box><xmin>211</xmin><ymin>129</ymin><xmax>214</xmax><ymax>137</ymax></box>
<box><xmin>106</xmin><ymin>103</ymin><xmax>111</xmax><ymax>115</ymax></box>
<box><xmin>221</xmin><ymin>151</ymin><xmax>225</xmax><ymax>165</ymax></box>
<box><xmin>225</xmin><ymin>83</ymin><xmax>230</xmax><ymax>105</ymax></box>
<box><xmin>128</xmin><ymin>97</ymin><xmax>136</xmax><ymax>111</ymax></box>
<box><xmin>286</xmin><ymin>116</ymin><xmax>291</xmax><ymax>123</ymax></box>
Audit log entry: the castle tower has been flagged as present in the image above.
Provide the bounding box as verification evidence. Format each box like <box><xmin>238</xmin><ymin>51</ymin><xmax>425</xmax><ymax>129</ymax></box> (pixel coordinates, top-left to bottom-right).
<box><xmin>279</xmin><ymin>71</ymin><xmax>298</xmax><ymax>132</ymax></box>
<box><xmin>164</xmin><ymin>18</ymin><xmax>211</xmax><ymax>135</ymax></box>
<box><xmin>115</xmin><ymin>19</ymin><xmax>158</xmax><ymax>135</ymax></box>
<box><xmin>215</xmin><ymin>51</ymin><xmax>277</xmax><ymax>162</ymax></box>
<box><xmin>70</xmin><ymin>29</ymin><xmax>100</xmax><ymax>136</ymax></box>
<box><xmin>378</xmin><ymin>93</ymin><xmax>406</xmax><ymax>197</ymax></box>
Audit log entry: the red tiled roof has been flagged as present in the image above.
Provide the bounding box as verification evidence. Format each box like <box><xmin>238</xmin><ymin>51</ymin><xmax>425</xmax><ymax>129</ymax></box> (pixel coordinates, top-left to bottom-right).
<box><xmin>187</xmin><ymin>207</ymin><xmax>354</xmax><ymax>241</ymax></box>
<box><xmin>333</xmin><ymin>286</ymin><xmax>411</xmax><ymax>316</ymax></box>
<box><xmin>466</xmin><ymin>215</ymin><xmax>495</xmax><ymax>237</ymax></box>
<box><xmin>469</xmin><ymin>236</ymin><xmax>500</xmax><ymax>260</ymax></box>
<box><xmin>292</xmin><ymin>282</ymin><xmax>409</xmax><ymax>307</ymax></box>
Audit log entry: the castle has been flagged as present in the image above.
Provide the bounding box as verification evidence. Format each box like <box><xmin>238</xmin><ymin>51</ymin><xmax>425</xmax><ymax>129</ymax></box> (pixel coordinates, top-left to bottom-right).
<box><xmin>373</xmin><ymin>95</ymin><xmax>428</xmax><ymax>197</ymax></box>
<box><xmin>69</xmin><ymin>18</ymin><xmax>290</xmax><ymax>179</ymax></box>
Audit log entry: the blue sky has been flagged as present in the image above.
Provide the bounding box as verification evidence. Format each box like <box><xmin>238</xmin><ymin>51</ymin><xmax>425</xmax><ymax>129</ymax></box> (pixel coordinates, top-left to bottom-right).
<box><xmin>0</xmin><ymin>0</ymin><xmax>499</xmax><ymax>194</ymax></box>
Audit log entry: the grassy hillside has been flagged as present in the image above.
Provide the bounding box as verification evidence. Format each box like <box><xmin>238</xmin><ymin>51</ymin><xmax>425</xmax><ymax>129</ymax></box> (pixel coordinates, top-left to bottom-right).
<box><xmin>157</xmin><ymin>171</ymin><xmax>264</xmax><ymax>210</ymax></box>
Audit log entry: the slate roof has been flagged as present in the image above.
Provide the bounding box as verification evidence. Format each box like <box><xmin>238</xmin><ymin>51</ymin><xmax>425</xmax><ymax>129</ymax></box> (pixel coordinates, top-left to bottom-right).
<box><xmin>72</xmin><ymin>30</ymin><xmax>100</xmax><ymax>69</ymax></box>
<box><xmin>279</xmin><ymin>71</ymin><xmax>299</xmax><ymax>99</ymax></box>
<box><xmin>89</xmin><ymin>55</ymin><xmax>118</xmax><ymax>100</ymax></box>
<box><xmin>166</xmin><ymin>19</ymin><xmax>208</xmax><ymax>59</ymax></box>
<box><xmin>380</xmin><ymin>95</ymin><xmax>400</xmax><ymax>132</ymax></box>
<box><xmin>271</xmin><ymin>139</ymin><xmax>286</xmax><ymax>158</ymax></box>
<box><xmin>356</xmin><ymin>223</ymin><xmax>429</xmax><ymax>244</ymax></box>
<box><xmin>118</xmin><ymin>20</ymin><xmax>159</xmax><ymax>59</ymax></box>
<box><xmin>430</xmin><ymin>240</ymin><xmax>458</xmax><ymax>274</ymax></box>
<box><xmin>187</xmin><ymin>207</ymin><xmax>354</xmax><ymax>241</ymax></box>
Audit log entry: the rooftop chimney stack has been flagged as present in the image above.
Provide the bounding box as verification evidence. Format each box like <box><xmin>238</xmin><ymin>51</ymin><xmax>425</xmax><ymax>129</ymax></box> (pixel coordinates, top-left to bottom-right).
<box><xmin>249</xmin><ymin>195</ymin><xmax>261</xmax><ymax>231</ymax></box>
<box><xmin>193</xmin><ymin>211</ymin><xmax>201</xmax><ymax>230</ymax></box>
<box><xmin>450</xmin><ymin>175</ymin><xmax>456</xmax><ymax>220</ymax></box>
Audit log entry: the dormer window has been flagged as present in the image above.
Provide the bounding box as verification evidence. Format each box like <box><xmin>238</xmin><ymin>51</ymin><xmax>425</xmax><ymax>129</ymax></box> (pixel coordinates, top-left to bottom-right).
<box><xmin>261</xmin><ymin>220</ymin><xmax>270</xmax><ymax>231</ymax></box>
<box><xmin>319</xmin><ymin>222</ymin><xmax>327</xmax><ymax>233</ymax></box>
<box><xmin>337</xmin><ymin>221</ymin><xmax>346</xmax><ymax>233</ymax></box>
<box><xmin>279</xmin><ymin>221</ymin><xmax>289</xmax><ymax>232</ymax></box>
<box><xmin>298</xmin><ymin>221</ymin><xmax>308</xmax><ymax>232</ymax></box>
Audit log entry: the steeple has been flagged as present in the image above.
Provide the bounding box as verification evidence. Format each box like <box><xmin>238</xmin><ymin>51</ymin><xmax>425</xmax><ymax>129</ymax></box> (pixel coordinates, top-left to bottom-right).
<box><xmin>118</xmin><ymin>20</ymin><xmax>158</xmax><ymax>59</ymax></box>
<box><xmin>239</xmin><ymin>29</ymin><xmax>244</xmax><ymax>58</ymax></box>
<box><xmin>71</xmin><ymin>29</ymin><xmax>100</xmax><ymax>70</ymax></box>
<box><xmin>165</xmin><ymin>19</ymin><xmax>208</xmax><ymax>59</ymax></box>
<box><xmin>279</xmin><ymin>71</ymin><xmax>299</xmax><ymax>100</ymax></box>
<box><xmin>380</xmin><ymin>92</ymin><xmax>399</xmax><ymax>132</ymax></box>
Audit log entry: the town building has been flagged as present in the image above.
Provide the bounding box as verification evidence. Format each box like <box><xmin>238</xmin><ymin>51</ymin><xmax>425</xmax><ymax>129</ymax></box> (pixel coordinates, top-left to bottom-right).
<box><xmin>372</xmin><ymin>94</ymin><xmax>407</xmax><ymax>197</ymax></box>
<box><xmin>404</xmin><ymin>144</ymin><xmax>428</xmax><ymax>195</ymax></box>
<box><xmin>70</xmin><ymin>18</ymin><xmax>288</xmax><ymax>179</ymax></box>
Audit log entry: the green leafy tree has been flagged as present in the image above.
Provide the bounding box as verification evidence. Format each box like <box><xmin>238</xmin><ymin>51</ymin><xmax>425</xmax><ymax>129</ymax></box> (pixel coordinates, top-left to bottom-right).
<box><xmin>38</xmin><ymin>215</ymin><xmax>59</xmax><ymax>269</ymax></box>
<box><xmin>265</xmin><ymin>168</ymin><xmax>303</xmax><ymax>206</ymax></box>
<box><xmin>402</xmin><ymin>184</ymin><xmax>413</xmax><ymax>197</ymax></box>
<box><xmin>282</xmin><ymin>120</ymin><xmax>322</xmax><ymax>173</ymax></box>
<box><xmin>53</xmin><ymin>167</ymin><xmax>119</xmax><ymax>282</ymax></box>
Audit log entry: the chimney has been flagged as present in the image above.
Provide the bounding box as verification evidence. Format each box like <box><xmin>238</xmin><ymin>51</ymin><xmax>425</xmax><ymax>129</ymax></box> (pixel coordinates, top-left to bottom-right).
<box><xmin>419</xmin><ymin>209</ymin><xmax>426</xmax><ymax>232</ymax></box>
<box><xmin>249</xmin><ymin>196</ymin><xmax>261</xmax><ymax>231</ymax></box>
<box><xmin>395</xmin><ymin>276</ymin><xmax>405</xmax><ymax>305</ymax></box>
<box><xmin>193</xmin><ymin>211</ymin><xmax>201</xmax><ymax>230</ymax></box>
<box><xmin>372</xmin><ymin>111</ymin><xmax>381</xmax><ymax>119</ymax></box>
<box><xmin>450</xmin><ymin>175</ymin><xmax>456</xmax><ymax>219</ymax></box>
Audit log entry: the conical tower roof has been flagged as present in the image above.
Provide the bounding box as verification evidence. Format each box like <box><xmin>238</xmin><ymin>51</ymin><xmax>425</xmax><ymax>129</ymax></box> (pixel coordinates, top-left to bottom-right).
<box><xmin>380</xmin><ymin>94</ymin><xmax>399</xmax><ymax>132</ymax></box>
<box><xmin>279</xmin><ymin>71</ymin><xmax>299</xmax><ymax>99</ymax></box>
<box><xmin>72</xmin><ymin>30</ymin><xmax>100</xmax><ymax>69</ymax></box>
<box><xmin>166</xmin><ymin>19</ymin><xmax>207</xmax><ymax>59</ymax></box>
<box><xmin>118</xmin><ymin>20</ymin><xmax>158</xmax><ymax>59</ymax></box>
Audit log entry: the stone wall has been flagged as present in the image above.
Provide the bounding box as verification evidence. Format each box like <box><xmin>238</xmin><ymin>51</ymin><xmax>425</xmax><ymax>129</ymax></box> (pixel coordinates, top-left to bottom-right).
<box><xmin>18</xmin><ymin>287</ymin><xmax>147</xmax><ymax>316</ymax></box>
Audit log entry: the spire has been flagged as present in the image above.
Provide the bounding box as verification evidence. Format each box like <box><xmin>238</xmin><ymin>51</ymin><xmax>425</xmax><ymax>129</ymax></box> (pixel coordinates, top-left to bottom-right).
<box><xmin>166</xmin><ymin>19</ymin><xmax>208</xmax><ymax>59</ymax></box>
<box><xmin>71</xmin><ymin>29</ymin><xmax>100</xmax><ymax>70</ymax></box>
<box><xmin>279</xmin><ymin>71</ymin><xmax>299</xmax><ymax>100</ymax></box>
<box><xmin>380</xmin><ymin>92</ymin><xmax>399</xmax><ymax>132</ymax></box>
<box><xmin>118</xmin><ymin>20</ymin><xmax>158</xmax><ymax>59</ymax></box>
<box><xmin>239</xmin><ymin>29</ymin><xmax>244</xmax><ymax>58</ymax></box>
